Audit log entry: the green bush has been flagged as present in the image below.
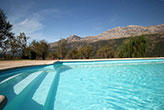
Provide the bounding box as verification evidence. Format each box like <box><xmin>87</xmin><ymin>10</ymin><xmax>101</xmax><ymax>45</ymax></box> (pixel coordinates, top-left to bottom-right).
<box><xmin>117</xmin><ymin>35</ymin><xmax>149</xmax><ymax>58</ymax></box>
<box><xmin>66</xmin><ymin>48</ymin><xmax>79</xmax><ymax>59</ymax></box>
<box><xmin>96</xmin><ymin>45</ymin><xmax>114</xmax><ymax>58</ymax></box>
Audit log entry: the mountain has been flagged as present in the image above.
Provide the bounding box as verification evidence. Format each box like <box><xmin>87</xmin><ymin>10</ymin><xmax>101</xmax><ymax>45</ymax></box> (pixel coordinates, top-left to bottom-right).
<box><xmin>50</xmin><ymin>24</ymin><xmax>164</xmax><ymax>48</ymax></box>
<box><xmin>96</xmin><ymin>24</ymin><xmax>164</xmax><ymax>40</ymax></box>
<box><xmin>66</xmin><ymin>34</ymin><xmax>81</xmax><ymax>43</ymax></box>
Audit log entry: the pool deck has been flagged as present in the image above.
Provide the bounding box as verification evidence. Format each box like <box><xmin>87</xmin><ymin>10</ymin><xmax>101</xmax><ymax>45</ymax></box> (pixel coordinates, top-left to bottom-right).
<box><xmin>0</xmin><ymin>60</ymin><xmax>57</xmax><ymax>71</ymax></box>
<box><xmin>0</xmin><ymin>57</ymin><xmax>163</xmax><ymax>71</ymax></box>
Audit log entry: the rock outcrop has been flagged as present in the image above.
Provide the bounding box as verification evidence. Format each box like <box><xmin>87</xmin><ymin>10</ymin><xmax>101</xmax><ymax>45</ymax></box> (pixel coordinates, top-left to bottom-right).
<box><xmin>0</xmin><ymin>95</ymin><xmax>8</xmax><ymax>110</ymax></box>
<box><xmin>66</xmin><ymin>34</ymin><xmax>81</xmax><ymax>43</ymax></box>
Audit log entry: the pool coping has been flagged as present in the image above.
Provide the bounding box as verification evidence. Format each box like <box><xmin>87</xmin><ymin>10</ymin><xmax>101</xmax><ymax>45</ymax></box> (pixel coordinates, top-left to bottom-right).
<box><xmin>0</xmin><ymin>60</ymin><xmax>57</xmax><ymax>72</ymax></box>
<box><xmin>0</xmin><ymin>57</ymin><xmax>164</xmax><ymax>71</ymax></box>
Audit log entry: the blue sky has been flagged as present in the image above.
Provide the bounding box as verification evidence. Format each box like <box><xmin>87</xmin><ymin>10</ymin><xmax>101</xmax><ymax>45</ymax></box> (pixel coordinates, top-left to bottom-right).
<box><xmin>1</xmin><ymin>0</ymin><xmax>164</xmax><ymax>42</ymax></box>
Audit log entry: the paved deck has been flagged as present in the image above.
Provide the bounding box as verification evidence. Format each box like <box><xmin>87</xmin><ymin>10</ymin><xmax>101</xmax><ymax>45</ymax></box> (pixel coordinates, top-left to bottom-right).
<box><xmin>0</xmin><ymin>60</ymin><xmax>56</xmax><ymax>71</ymax></box>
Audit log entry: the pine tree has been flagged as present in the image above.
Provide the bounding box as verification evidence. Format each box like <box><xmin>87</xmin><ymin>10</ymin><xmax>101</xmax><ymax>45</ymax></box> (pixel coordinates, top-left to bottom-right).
<box><xmin>0</xmin><ymin>9</ymin><xmax>14</xmax><ymax>59</ymax></box>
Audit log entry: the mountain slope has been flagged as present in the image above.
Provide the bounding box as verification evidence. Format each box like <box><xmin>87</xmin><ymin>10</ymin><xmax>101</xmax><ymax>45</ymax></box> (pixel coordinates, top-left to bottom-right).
<box><xmin>49</xmin><ymin>24</ymin><xmax>164</xmax><ymax>57</ymax></box>
<box><xmin>65</xmin><ymin>33</ymin><xmax>164</xmax><ymax>57</ymax></box>
<box><xmin>50</xmin><ymin>24</ymin><xmax>164</xmax><ymax>48</ymax></box>
<box><xmin>96</xmin><ymin>24</ymin><xmax>164</xmax><ymax>40</ymax></box>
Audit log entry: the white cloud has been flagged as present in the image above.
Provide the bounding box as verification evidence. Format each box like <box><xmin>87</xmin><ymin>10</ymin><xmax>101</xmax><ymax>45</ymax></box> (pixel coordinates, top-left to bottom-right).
<box><xmin>2</xmin><ymin>0</ymin><xmax>65</xmax><ymax>42</ymax></box>
<box><xmin>8</xmin><ymin>5</ymin><xmax>66</xmax><ymax>42</ymax></box>
<box><xmin>12</xmin><ymin>8</ymin><xmax>62</xmax><ymax>36</ymax></box>
<box><xmin>13</xmin><ymin>18</ymin><xmax>43</xmax><ymax>35</ymax></box>
<box><xmin>28</xmin><ymin>32</ymin><xmax>59</xmax><ymax>43</ymax></box>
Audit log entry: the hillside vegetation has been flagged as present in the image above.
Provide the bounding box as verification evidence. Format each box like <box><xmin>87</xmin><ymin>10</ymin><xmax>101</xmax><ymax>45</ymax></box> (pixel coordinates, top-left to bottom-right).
<box><xmin>50</xmin><ymin>33</ymin><xmax>164</xmax><ymax>59</ymax></box>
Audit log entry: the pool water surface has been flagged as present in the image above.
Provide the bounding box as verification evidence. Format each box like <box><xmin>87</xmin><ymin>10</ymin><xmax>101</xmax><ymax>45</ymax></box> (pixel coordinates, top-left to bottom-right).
<box><xmin>0</xmin><ymin>59</ymin><xmax>164</xmax><ymax>110</ymax></box>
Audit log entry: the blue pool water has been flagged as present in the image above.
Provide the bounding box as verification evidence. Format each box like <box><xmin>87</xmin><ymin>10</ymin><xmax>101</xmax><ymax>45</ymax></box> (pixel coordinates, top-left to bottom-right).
<box><xmin>0</xmin><ymin>59</ymin><xmax>164</xmax><ymax>110</ymax></box>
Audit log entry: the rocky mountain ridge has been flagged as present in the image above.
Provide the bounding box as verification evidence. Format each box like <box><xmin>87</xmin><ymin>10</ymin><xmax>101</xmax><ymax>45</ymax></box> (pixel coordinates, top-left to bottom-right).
<box><xmin>50</xmin><ymin>24</ymin><xmax>164</xmax><ymax>47</ymax></box>
<box><xmin>66</xmin><ymin>34</ymin><xmax>81</xmax><ymax>43</ymax></box>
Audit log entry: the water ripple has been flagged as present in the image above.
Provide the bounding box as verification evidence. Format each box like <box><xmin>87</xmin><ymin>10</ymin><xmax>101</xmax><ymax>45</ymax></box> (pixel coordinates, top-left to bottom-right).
<box><xmin>54</xmin><ymin>62</ymin><xmax>164</xmax><ymax>110</ymax></box>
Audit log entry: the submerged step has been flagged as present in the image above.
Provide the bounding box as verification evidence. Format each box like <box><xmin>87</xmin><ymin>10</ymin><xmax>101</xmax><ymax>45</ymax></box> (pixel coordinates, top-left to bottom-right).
<box><xmin>14</xmin><ymin>71</ymin><xmax>43</xmax><ymax>95</ymax></box>
<box><xmin>43</xmin><ymin>65</ymin><xmax>63</xmax><ymax>110</ymax></box>
<box><xmin>0</xmin><ymin>72</ymin><xmax>33</xmax><ymax>103</ymax></box>
<box><xmin>4</xmin><ymin>71</ymin><xmax>47</xmax><ymax>110</ymax></box>
<box><xmin>0</xmin><ymin>74</ymin><xmax>21</xmax><ymax>85</ymax></box>
<box><xmin>32</xmin><ymin>71</ymin><xmax>56</xmax><ymax>106</ymax></box>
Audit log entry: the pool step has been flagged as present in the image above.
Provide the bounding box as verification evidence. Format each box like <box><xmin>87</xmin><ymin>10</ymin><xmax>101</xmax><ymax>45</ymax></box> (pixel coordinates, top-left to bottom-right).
<box><xmin>43</xmin><ymin>64</ymin><xmax>70</xmax><ymax>110</ymax></box>
<box><xmin>32</xmin><ymin>71</ymin><xmax>57</xmax><ymax>106</ymax></box>
<box><xmin>13</xmin><ymin>71</ymin><xmax>43</xmax><ymax>95</ymax></box>
<box><xmin>43</xmin><ymin>71</ymin><xmax>60</xmax><ymax>110</ymax></box>
<box><xmin>0</xmin><ymin>69</ymin><xmax>41</xmax><ymax>90</ymax></box>
<box><xmin>0</xmin><ymin>73</ymin><xmax>31</xmax><ymax>103</ymax></box>
<box><xmin>4</xmin><ymin>71</ymin><xmax>47</xmax><ymax>110</ymax></box>
<box><xmin>0</xmin><ymin>74</ymin><xmax>21</xmax><ymax>85</ymax></box>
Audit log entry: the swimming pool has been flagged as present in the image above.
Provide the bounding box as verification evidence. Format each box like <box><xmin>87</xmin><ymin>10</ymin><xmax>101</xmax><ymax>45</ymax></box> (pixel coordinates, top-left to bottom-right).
<box><xmin>0</xmin><ymin>59</ymin><xmax>164</xmax><ymax>110</ymax></box>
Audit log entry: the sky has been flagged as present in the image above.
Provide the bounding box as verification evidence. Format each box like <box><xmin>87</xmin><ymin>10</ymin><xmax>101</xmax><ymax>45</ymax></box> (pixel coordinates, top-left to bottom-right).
<box><xmin>0</xmin><ymin>0</ymin><xmax>164</xmax><ymax>42</ymax></box>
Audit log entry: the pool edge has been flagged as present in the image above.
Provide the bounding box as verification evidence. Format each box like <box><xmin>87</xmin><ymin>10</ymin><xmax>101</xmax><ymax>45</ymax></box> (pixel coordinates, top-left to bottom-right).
<box><xmin>0</xmin><ymin>57</ymin><xmax>164</xmax><ymax>71</ymax></box>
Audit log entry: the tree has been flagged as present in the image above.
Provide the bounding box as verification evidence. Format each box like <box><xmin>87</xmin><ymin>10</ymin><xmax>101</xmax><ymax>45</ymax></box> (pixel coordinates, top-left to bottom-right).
<box><xmin>1</xmin><ymin>39</ymin><xmax>10</xmax><ymax>59</ymax></box>
<box><xmin>78</xmin><ymin>45</ymin><xmax>93</xmax><ymax>59</ymax></box>
<box><xmin>96</xmin><ymin>45</ymin><xmax>114</xmax><ymax>58</ymax></box>
<box><xmin>31</xmin><ymin>40</ymin><xmax>49</xmax><ymax>60</ymax></box>
<box><xmin>25</xmin><ymin>46</ymin><xmax>37</xmax><ymax>60</ymax></box>
<box><xmin>8</xmin><ymin>33</ymin><xmax>29</xmax><ymax>59</ymax></box>
<box><xmin>49</xmin><ymin>51</ymin><xmax>58</xmax><ymax>59</ymax></box>
<box><xmin>17</xmin><ymin>33</ymin><xmax>29</xmax><ymax>58</ymax></box>
<box><xmin>117</xmin><ymin>35</ymin><xmax>149</xmax><ymax>58</ymax></box>
<box><xmin>10</xmin><ymin>37</ymin><xmax>19</xmax><ymax>58</ymax></box>
<box><xmin>56</xmin><ymin>39</ymin><xmax>67</xmax><ymax>59</ymax></box>
<box><xmin>66</xmin><ymin>48</ymin><xmax>78</xmax><ymax>59</ymax></box>
<box><xmin>0</xmin><ymin>9</ymin><xmax>14</xmax><ymax>59</ymax></box>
